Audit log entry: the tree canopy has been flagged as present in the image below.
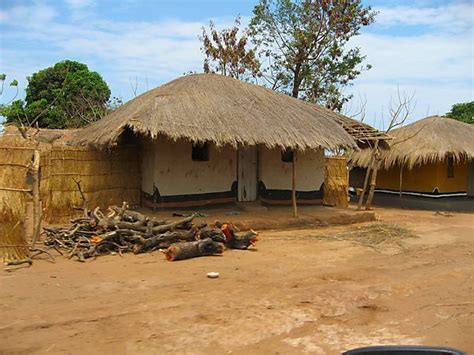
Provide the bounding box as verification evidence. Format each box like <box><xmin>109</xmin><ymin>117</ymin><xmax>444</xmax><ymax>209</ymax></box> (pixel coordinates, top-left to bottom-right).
<box><xmin>200</xmin><ymin>17</ymin><xmax>262</xmax><ymax>81</ymax></box>
<box><xmin>0</xmin><ymin>60</ymin><xmax>111</xmax><ymax>129</ymax></box>
<box><xmin>249</xmin><ymin>0</ymin><xmax>376</xmax><ymax>110</ymax></box>
<box><xmin>446</xmin><ymin>101</ymin><xmax>474</xmax><ymax>124</ymax></box>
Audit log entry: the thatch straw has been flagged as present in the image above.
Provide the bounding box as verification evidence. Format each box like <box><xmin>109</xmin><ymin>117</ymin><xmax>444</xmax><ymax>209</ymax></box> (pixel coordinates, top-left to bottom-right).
<box><xmin>323</xmin><ymin>156</ymin><xmax>348</xmax><ymax>207</ymax></box>
<box><xmin>70</xmin><ymin>73</ymin><xmax>357</xmax><ymax>151</ymax></box>
<box><xmin>0</xmin><ymin>145</ymin><xmax>32</xmax><ymax>262</ymax></box>
<box><xmin>43</xmin><ymin>146</ymin><xmax>141</xmax><ymax>223</ymax></box>
<box><xmin>1</xmin><ymin>127</ymin><xmax>141</xmax><ymax>224</ymax></box>
<box><xmin>1</xmin><ymin>125</ymin><xmax>79</xmax><ymax>148</ymax></box>
<box><xmin>322</xmin><ymin>223</ymin><xmax>418</xmax><ymax>252</ymax></box>
<box><xmin>350</xmin><ymin>116</ymin><xmax>474</xmax><ymax>170</ymax></box>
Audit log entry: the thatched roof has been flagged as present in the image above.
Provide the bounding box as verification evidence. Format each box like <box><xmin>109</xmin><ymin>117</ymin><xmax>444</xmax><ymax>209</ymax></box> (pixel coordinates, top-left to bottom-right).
<box><xmin>0</xmin><ymin>125</ymin><xmax>78</xmax><ymax>149</ymax></box>
<box><xmin>71</xmin><ymin>74</ymin><xmax>356</xmax><ymax>150</ymax></box>
<box><xmin>350</xmin><ymin>116</ymin><xmax>474</xmax><ymax>169</ymax></box>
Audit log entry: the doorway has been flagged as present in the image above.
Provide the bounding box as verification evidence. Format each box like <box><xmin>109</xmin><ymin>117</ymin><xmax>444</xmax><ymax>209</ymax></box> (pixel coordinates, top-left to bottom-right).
<box><xmin>237</xmin><ymin>146</ymin><xmax>258</xmax><ymax>201</ymax></box>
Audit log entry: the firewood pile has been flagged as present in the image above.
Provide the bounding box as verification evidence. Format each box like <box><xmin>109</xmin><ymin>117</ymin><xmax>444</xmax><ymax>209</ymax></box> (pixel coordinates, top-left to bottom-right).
<box><xmin>42</xmin><ymin>202</ymin><xmax>258</xmax><ymax>262</ymax></box>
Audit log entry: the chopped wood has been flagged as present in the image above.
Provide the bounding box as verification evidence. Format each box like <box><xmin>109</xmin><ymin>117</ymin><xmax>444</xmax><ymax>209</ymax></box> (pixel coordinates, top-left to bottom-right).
<box><xmin>42</xmin><ymin>201</ymin><xmax>259</xmax><ymax>262</ymax></box>
<box><xmin>228</xmin><ymin>230</ymin><xmax>259</xmax><ymax>250</ymax></box>
<box><xmin>164</xmin><ymin>239</ymin><xmax>224</xmax><ymax>261</ymax></box>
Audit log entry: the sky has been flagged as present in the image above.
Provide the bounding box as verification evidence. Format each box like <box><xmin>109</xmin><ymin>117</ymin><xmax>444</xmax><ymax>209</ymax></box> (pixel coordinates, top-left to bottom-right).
<box><xmin>0</xmin><ymin>0</ymin><xmax>473</xmax><ymax>128</ymax></box>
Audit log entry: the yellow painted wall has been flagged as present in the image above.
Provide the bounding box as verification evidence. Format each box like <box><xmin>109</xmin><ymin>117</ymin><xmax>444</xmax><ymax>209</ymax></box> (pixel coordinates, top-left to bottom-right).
<box><xmin>376</xmin><ymin>160</ymin><xmax>468</xmax><ymax>193</ymax></box>
<box><xmin>141</xmin><ymin>137</ymin><xmax>236</xmax><ymax>196</ymax></box>
<box><xmin>259</xmin><ymin>147</ymin><xmax>324</xmax><ymax>191</ymax></box>
<box><xmin>435</xmin><ymin>160</ymin><xmax>469</xmax><ymax>193</ymax></box>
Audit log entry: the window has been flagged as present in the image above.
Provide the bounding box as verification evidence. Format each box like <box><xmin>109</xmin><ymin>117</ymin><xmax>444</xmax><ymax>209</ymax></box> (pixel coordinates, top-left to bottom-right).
<box><xmin>192</xmin><ymin>142</ymin><xmax>209</xmax><ymax>161</ymax></box>
<box><xmin>281</xmin><ymin>148</ymin><xmax>294</xmax><ymax>162</ymax></box>
<box><xmin>447</xmin><ymin>155</ymin><xmax>454</xmax><ymax>178</ymax></box>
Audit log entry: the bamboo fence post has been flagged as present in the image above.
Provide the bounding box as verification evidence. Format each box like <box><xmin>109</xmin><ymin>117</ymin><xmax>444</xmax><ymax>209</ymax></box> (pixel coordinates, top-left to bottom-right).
<box><xmin>292</xmin><ymin>150</ymin><xmax>298</xmax><ymax>218</ymax></box>
<box><xmin>31</xmin><ymin>150</ymin><xmax>41</xmax><ymax>247</ymax></box>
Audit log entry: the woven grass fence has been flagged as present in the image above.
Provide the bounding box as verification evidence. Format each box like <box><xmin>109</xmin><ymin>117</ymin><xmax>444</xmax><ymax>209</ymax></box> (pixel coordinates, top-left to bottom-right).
<box><xmin>42</xmin><ymin>146</ymin><xmax>141</xmax><ymax>223</ymax></box>
<box><xmin>323</xmin><ymin>156</ymin><xmax>348</xmax><ymax>208</ymax></box>
<box><xmin>0</xmin><ymin>145</ymin><xmax>34</xmax><ymax>262</ymax></box>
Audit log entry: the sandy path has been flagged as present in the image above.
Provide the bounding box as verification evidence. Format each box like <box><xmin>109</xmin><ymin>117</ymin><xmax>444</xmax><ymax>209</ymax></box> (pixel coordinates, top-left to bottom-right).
<box><xmin>0</xmin><ymin>208</ymin><xmax>472</xmax><ymax>354</ymax></box>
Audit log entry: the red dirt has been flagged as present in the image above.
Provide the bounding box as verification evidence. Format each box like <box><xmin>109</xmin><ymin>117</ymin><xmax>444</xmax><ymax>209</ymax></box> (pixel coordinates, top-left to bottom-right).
<box><xmin>142</xmin><ymin>204</ymin><xmax>376</xmax><ymax>231</ymax></box>
<box><xmin>1</xmin><ymin>206</ymin><xmax>473</xmax><ymax>354</ymax></box>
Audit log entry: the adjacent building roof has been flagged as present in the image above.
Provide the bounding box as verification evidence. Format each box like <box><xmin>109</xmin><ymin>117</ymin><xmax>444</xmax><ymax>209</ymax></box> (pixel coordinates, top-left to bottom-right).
<box><xmin>350</xmin><ymin>116</ymin><xmax>474</xmax><ymax>169</ymax></box>
<box><xmin>332</xmin><ymin>115</ymin><xmax>391</xmax><ymax>149</ymax></box>
<box><xmin>0</xmin><ymin>125</ymin><xmax>78</xmax><ymax>149</ymax></box>
<box><xmin>71</xmin><ymin>73</ymin><xmax>357</xmax><ymax>151</ymax></box>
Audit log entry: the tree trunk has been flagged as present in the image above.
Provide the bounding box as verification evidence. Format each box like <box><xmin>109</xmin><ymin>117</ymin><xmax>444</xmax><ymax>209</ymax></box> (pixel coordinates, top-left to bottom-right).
<box><xmin>357</xmin><ymin>165</ymin><xmax>371</xmax><ymax>211</ymax></box>
<box><xmin>365</xmin><ymin>154</ymin><xmax>380</xmax><ymax>210</ymax></box>
<box><xmin>291</xmin><ymin>61</ymin><xmax>302</xmax><ymax>98</ymax></box>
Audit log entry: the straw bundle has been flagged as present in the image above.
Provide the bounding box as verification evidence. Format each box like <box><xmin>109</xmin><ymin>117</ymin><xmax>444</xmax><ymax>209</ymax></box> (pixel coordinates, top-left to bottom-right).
<box><xmin>71</xmin><ymin>73</ymin><xmax>356</xmax><ymax>151</ymax></box>
<box><xmin>0</xmin><ymin>145</ymin><xmax>33</xmax><ymax>262</ymax></box>
<box><xmin>350</xmin><ymin>116</ymin><xmax>474</xmax><ymax>170</ymax></box>
<box><xmin>323</xmin><ymin>156</ymin><xmax>348</xmax><ymax>207</ymax></box>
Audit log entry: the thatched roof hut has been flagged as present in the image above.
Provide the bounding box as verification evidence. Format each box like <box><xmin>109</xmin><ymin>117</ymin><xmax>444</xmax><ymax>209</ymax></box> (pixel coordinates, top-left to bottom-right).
<box><xmin>350</xmin><ymin>116</ymin><xmax>474</xmax><ymax>170</ymax></box>
<box><xmin>71</xmin><ymin>73</ymin><xmax>356</xmax><ymax>150</ymax></box>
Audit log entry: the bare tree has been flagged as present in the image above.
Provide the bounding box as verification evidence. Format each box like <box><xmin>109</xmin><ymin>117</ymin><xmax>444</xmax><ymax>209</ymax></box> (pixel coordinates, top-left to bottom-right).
<box><xmin>357</xmin><ymin>88</ymin><xmax>416</xmax><ymax>210</ymax></box>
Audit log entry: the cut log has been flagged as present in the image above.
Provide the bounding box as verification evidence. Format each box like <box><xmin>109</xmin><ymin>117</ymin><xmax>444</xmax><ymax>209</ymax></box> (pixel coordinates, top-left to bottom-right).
<box><xmin>197</xmin><ymin>227</ymin><xmax>226</xmax><ymax>243</ymax></box>
<box><xmin>228</xmin><ymin>230</ymin><xmax>259</xmax><ymax>250</ymax></box>
<box><xmin>134</xmin><ymin>228</ymin><xmax>198</xmax><ymax>254</ymax></box>
<box><xmin>151</xmin><ymin>214</ymin><xmax>196</xmax><ymax>233</ymax></box>
<box><xmin>164</xmin><ymin>239</ymin><xmax>224</xmax><ymax>261</ymax></box>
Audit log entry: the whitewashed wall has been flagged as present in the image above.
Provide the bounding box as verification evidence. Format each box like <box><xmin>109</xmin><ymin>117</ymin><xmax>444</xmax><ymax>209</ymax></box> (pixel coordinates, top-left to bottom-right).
<box><xmin>141</xmin><ymin>137</ymin><xmax>236</xmax><ymax>196</ymax></box>
<box><xmin>259</xmin><ymin>147</ymin><xmax>325</xmax><ymax>191</ymax></box>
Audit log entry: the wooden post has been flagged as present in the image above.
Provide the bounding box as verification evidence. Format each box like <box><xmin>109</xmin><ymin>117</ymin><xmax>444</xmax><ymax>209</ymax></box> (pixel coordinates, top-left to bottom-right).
<box><xmin>357</xmin><ymin>164</ymin><xmax>371</xmax><ymax>210</ymax></box>
<box><xmin>365</xmin><ymin>148</ymin><xmax>380</xmax><ymax>210</ymax></box>
<box><xmin>31</xmin><ymin>150</ymin><xmax>41</xmax><ymax>247</ymax></box>
<box><xmin>357</xmin><ymin>141</ymin><xmax>379</xmax><ymax>210</ymax></box>
<box><xmin>292</xmin><ymin>150</ymin><xmax>298</xmax><ymax>218</ymax></box>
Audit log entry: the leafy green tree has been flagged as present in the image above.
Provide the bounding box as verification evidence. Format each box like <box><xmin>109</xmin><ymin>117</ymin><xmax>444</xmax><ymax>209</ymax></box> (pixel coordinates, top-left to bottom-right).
<box><xmin>446</xmin><ymin>102</ymin><xmax>474</xmax><ymax>124</ymax></box>
<box><xmin>1</xmin><ymin>60</ymin><xmax>111</xmax><ymax>128</ymax></box>
<box><xmin>200</xmin><ymin>17</ymin><xmax>262</xmax><ymax>81</ymax></box>
<box><xmin>249</xmin><ymin>0</ymin><xmax>376</xmax><ymax>110</ymax></box>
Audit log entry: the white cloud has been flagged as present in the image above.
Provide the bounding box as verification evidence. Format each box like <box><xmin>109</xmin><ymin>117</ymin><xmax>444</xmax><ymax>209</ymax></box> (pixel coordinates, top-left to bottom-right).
<box><xmin>349</xmin><ymin>82</ymin><xmax>472</xmax><ymax>129</ymax></box>
<box><xmin>0</xmin><ymin>1</ymin><xmax>57</xmax><ymax>26</ymax></box>
<box><xmin>65</xmin><ymin>0</ymin><xmax>96</xmax><ymax>21</ymax></box>
<box><xmin>66</xmin><ymin>0</ymin><xmax>95</xmax><ymax>9</ymax></box>
<box><xmin>351</xmin><ymin>32</ymin><xmax>473</xmax><ymax>82</ymax></box>
<box><xmin>0</xmin><ymin>12</ymin><xmax>237</xmax><ymax>99</ymax></box>
<box><xmin>375</xmin><ymin>3</ymin><xmax>473</xmax><ymax>32</ymax></box>
<box><xmin>344</xmin><ymin>1</ymin><xmax>474</xmax><ymax>123</ymax></box>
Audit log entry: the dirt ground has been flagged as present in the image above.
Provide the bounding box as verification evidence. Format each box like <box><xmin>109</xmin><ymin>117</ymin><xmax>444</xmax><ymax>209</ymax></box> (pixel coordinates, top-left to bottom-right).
<box><xmin>1</xmin><ymin>206</ymin><xmax>473</xmax><ymax>354</ymax></box>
